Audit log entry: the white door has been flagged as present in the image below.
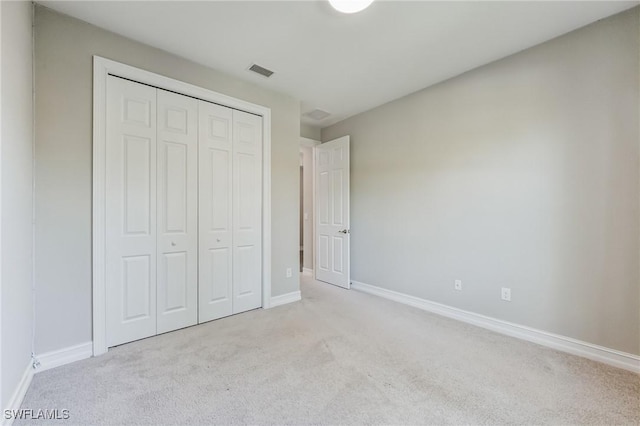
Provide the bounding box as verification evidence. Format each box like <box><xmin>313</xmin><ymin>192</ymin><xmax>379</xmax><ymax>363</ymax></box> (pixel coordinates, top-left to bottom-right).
<box><xmin>156</xmin><ymin>90</ymin><xmax>198</xmax><ymax>334</ymax></box>
<box><xmin>105</xmin><ymin>76</ymin><xmax>265</xmax><ymax>345</ymax></box>
<box><xmin>232</xmin><ymin>110</ymin><xmax>263</xmax><ymax>313</ymax></box>
<box><xmin>315</xmin><ymin>136</ymin><xmax>350</xmax><ymax>289</ymax></box>
<box><xmin>198</xmin><ymin>101</ymin><xmax>234</xmax><ymax>322</ymax></box>
<box><xmin>105</xmin><ymin>76</ymin><xmax>158</xmax><ymax>346</ymax></box>
<box><xmin>199</xmin><ymin>104</ymin><xmax>263</xmax><ymax>320</ymax></box>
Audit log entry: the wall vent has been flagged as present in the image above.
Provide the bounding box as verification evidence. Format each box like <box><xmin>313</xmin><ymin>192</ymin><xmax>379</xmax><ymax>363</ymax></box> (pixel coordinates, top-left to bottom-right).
<box><xmin>248</xmin><ymin>63</ymin><xmax>274</xmax><ymax>78</ymax></box>
<box><xmin>305</xmin><ymin>109</ymin><xmax>331</xmax><ymax>121</ymax></box>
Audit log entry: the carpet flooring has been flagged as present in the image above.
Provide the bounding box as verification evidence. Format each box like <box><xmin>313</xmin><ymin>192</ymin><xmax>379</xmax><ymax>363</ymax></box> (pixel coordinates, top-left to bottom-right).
<box><xmin>18</xmin><ymin>276</ymin><xmax>639</xmax><ymax>425</ymax></box>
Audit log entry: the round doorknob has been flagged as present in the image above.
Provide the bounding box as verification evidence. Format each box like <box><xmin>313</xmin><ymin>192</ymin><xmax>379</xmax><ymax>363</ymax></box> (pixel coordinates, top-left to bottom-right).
<box><xmin>171</xmin><ymin>241</ymin><xmax>176</xmax><ymax>246</ymax></box>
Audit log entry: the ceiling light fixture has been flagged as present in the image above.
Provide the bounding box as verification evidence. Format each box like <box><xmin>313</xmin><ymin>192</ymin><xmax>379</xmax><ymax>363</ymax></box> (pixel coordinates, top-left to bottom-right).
<box><xmin>329</xmin><ymin>0</ymin><xmax>374</xmax><ymax>14</ymax></box>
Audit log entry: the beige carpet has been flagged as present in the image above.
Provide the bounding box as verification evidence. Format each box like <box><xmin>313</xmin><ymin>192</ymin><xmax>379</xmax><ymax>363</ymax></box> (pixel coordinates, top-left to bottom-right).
<box><xmin>18</xmin><ymin>276</ymin><xmax>639</xmax><ymax>425</ymax></box>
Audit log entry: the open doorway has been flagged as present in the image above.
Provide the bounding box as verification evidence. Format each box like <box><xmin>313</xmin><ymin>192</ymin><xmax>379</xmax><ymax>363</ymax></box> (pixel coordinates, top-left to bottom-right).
<box><xmin>300</xmin><ymin>137</ymin><xmax>320</xmax><ymax>276</ymax></box>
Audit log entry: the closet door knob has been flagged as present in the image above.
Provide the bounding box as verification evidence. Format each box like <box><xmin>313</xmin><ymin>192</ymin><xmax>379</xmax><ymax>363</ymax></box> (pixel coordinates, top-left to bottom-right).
<box><xmin>171</xmin><ymin>242</ymin><xmax>176</xmax><ymax>247</ymax></box>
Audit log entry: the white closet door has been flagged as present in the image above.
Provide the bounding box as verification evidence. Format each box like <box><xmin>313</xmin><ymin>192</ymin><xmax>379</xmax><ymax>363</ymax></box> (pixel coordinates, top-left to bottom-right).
<box><xmin>232</xmin><ymin>110</ymin><xmax>263</xmax><ymax>314</ymax></box>
<box><xmin>198</xmin><ymin>101</ymin><xmax>234</xmax><ymax>322</ymax></box>
<box><xmin>105</xmin><ymin>76</ymin><xmax>157</xmax><ymax>347</ymax></box>
<box><xmin>156</xmin><ymin>90</ymin><xmax>198</xmax><ymax>334</ymax></box>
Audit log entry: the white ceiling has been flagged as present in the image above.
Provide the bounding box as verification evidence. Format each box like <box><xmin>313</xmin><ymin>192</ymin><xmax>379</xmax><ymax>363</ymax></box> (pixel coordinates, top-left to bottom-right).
<box><xmin>40</xmin><ymin>1</ymin><xmax>638</xmax><ymax>128</ymax></box>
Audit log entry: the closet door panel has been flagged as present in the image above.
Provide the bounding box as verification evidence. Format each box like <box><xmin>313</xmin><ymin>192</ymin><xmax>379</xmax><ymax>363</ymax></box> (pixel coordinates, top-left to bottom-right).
<box><xmin>105</xmin><ymin>76</ymin><xmax>266</xmax><ymax>346</ymax></box>
<box><xmin>232</xmin><ymin>110</ymin><xmax>263</xmax><ymax>314</ymax></box>
<box><xmin>156</xmin><ymin>90</ymin><xmax>198</xmax><ymax>334</ymax></box>
<box><xmin>106</xmin><ymin>76</ymin><xmax>157</xmax><ymax>347</ymax></box>
<box><xmin>199</xmin><ymin>101</ymin><xmax>234</xmax><ymax>322</ymax></box>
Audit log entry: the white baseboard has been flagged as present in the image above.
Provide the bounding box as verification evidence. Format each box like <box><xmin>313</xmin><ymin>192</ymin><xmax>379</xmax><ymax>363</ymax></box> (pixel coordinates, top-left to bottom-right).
<box><xmin>351</xmin><ymin>280</ymin><xmax>640</xmax><ymax>373</ymax></box>
<box><xmin>302</xmin><ymin>268</ymin><xmax>313</xmax><ymax>276</ymax></box>
<box><xmin>3</xmin><ymin>343</ymin><xmax>93</xmax><ymax>425</ymax></box>
<box><xmin>270</xmin><ymin>291</ymin><xmax>302</xmax><ymax>308</ymax></box>
<box><xmin>36</xmin><ymin>342</ymin><xmax>93</xmax><ymax>373</ymax></box>
<box><xmin>2</xmin><ymin>363</ymin><xmax>34</xmax><ymax>426</ymax></box>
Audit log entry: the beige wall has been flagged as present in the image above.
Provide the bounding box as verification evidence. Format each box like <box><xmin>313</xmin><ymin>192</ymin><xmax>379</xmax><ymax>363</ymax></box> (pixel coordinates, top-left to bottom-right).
<box><xmin>34</xmin><ymin>5</ymin><xmax>301</xmax><ymax>355</ymax></box>
<box><xmin>323</xmin><ymin>8</ymin><xmax>640</xmax><ymax>355</ymax></box>
<box><xmin>301</xmin><ymin>123</ymin><xmax>321</xmax><ymax>140</ymax></box>
<box><xmin>1</xmin><ymin>0</ymin><xmax>34</xmax><ymax>409</ymax></box>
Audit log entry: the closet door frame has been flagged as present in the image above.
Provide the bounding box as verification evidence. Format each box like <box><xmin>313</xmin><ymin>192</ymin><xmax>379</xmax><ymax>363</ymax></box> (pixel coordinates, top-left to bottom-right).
<box><xmin>92</xmin><ymin>56</ymin><xmax>272</xmax><ymax>357</ymax></box>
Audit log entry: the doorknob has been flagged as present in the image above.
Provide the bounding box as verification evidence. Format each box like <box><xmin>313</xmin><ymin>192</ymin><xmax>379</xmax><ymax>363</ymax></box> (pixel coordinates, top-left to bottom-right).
<box><xmin>338</xmin><ymin>229</ymin><xmax>350</xmax><ymax>234</ymax></box>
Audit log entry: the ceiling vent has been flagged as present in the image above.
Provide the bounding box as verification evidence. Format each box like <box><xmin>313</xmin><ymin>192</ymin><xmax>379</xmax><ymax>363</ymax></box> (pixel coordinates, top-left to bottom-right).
<box><xmin>305</xmin><ymin>109</ymin><xmax>331</xmax><ymax>121</ymax></box>
<box><xmin>248</xmin><ymin>63</ymin><xmax>274</xmax><ymax>78</ymax></box>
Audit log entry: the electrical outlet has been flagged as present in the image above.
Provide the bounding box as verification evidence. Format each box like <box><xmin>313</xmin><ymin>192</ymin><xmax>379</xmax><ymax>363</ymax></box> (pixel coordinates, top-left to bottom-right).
<box><xmin>454</xmin><ymin>280</ymin><xmax>462</xmax><ymax>291</ymax></box>
<box><xmin>501</xmin><ymin>287</ymin><xmax>511</xmax><ymax>301</ymax></box>
<box><xmin>286</xmin><ymin>268</ymin><xmax>292</xmax><ymax>278</ymax></box>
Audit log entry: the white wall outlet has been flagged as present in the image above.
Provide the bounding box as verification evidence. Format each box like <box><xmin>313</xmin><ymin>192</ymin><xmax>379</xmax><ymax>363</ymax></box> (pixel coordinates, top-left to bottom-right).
<box><xmin>501</xmin><ymin>287</ymin><xmax>511</xmax><ymax>301</ymax></box>
<box><xmin>286</xmin><ymin>268</ymin><xmax>292</xmax><ymax>278</ymax></box>
<box><xmin>454</xmin><ymin>280</ymin><xmax>462</xmax><ymax>291</ymax></box>
<box><xmin>304</xmin><ymin>213</ymin><xmax>309</xmax><ymax>221</ymax></box>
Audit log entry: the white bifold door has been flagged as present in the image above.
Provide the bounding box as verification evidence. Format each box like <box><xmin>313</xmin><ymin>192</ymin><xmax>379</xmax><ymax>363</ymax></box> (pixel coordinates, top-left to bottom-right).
<box><xmin>198</xmin><ymin>102</ymin><xmax>263</xmax><ymax>323</ymax></box>
<box><xmin>105</xmin><ymin>76</ymin><xmax>262</xmax><ymax>348</ymax></box>
<box><xmin>156</xmin><ymin>90</ymin><xmax>199</xmax><ymax>335</ymax></box>
<box><xmin>106</xmin><ymin>77</ymin><xmax>159</xmax><ymax>346</ymax></box>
